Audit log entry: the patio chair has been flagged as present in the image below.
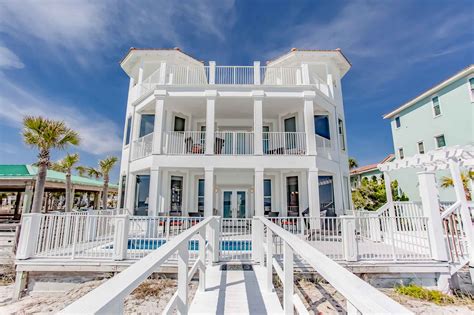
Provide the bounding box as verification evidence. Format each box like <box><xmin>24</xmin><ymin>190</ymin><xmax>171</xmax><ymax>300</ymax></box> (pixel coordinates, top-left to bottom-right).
<box><xmin>214</xmin><ymin>138</ymin><xmax>225</xmax><ymax>154</ymax></box>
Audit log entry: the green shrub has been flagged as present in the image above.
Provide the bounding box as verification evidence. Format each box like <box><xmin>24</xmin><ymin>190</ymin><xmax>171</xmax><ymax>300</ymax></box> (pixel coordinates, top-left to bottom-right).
<box><xmin>395</xmin><ymin>284</ymin><xmax>455</xmax><ymax>305</ymax></box>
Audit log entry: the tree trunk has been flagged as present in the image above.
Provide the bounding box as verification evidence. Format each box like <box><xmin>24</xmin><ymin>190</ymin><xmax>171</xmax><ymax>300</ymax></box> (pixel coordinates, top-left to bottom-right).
<box><xmin>65</xmin><ymin>172</ymin><xmax>72</xmax><ymax>212</ymax></box>
<box><xmin>102</xmin><ymin>175</ymin><xmax>109</xmax><ymax>210</ymax></box>
<box><xmin>31</xmin><ymin>153</ymin><xmax>49</xmax><ymax>213</ymax></box>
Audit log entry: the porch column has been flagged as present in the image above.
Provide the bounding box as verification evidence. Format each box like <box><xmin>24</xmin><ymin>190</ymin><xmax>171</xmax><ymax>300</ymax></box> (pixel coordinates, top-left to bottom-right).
<box><xmin>205</xmin><ymin>92</ymin><xmax>216</xmax><ymax>155</ymax></box>
<box><xmin>448</xmin><ymin>159</ymin><xmax>474</xmax><ymax>274</ymax></box>
<box><xmin>22</xmin><ymin>183</ymin><xmax>34</xmax><ymax>214</ymax></box>
<box><xmin>132</xmin><ymin>110</ymin><xmax>141</xmax><ymax>142</ymax></box>
<box><xmin>307</xmin><ymin>168</ymin><xmax>320</xmax><ymax>218</ymax></box>
<box><xmin>254</xmin><ymin>168</ymin><xmax>264</xmax><ymax>216</ymax></box>
<box><xmin>204</xmin><ymin>167</ymin><xmax>214</xmax><ymax>217</ymax></box>
<box><xmin>417</xmin><ymin>171</ymin><xmax>448</xmax><ymax>261</ymax></box>
<box><xmin>153</xmin><ymin>93</ymin><xmax>165</xmax><ymax>154</ymax></box>
<box><xmin>253</xmin><ymin>91</ymin><xmax>264</xmax><ymax>155</ymax></box>
<box><xmin>125</xmin><ymin>174</ymin><xmax>136</xmax><ymax>215</ymax></box>
<box><xmin>303</xmin><ymin>92</ymin><xmax>317</xmax><ymax>155</ymax></box>
<box><xmin>383</xmin><ymin>171</ymin><xmax>395</xmax><ymax>217</ymax></box>
<box><xmin>136</xmin><ymin>61</ymin><xmax>144</xmax><ymax>96</ymax></box>
<box><xmin>148</xmin><ymin>167</ymin><xmax>162</xmax><ymax>216</ymax></box>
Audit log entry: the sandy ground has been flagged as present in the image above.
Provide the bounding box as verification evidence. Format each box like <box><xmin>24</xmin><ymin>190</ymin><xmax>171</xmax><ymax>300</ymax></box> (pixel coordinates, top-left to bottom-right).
<box><xmin>0</xmin><ymin>277</ymin><xmax>197</xmax><ymax>315</ymax></box>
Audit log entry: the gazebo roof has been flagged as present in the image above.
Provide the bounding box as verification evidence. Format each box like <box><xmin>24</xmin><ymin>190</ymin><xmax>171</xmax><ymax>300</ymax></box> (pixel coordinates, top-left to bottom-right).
<box><xmin>0</xmin><ymin>165</ymin><xmax>118</xmax><ymax>190</ymax></box>
<box><xmin>378</xmin><ymin>145</ymin><xmax>474</xmax><ymax>172</ymax></box>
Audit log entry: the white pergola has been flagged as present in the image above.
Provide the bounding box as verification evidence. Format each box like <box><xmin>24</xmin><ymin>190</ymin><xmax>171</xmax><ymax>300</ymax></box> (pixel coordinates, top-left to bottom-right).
<box><xmin>378</xmin><ymin>145</ymin><xmax>474</xmax><ymax>283</ymax></box>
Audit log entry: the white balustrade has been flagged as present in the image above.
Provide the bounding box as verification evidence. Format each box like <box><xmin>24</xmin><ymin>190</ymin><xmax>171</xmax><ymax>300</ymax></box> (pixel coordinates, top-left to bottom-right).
<box><xmin>441</xmin><ymin>201</ymin><xmax>469</xmax><ymax>264</ymax></box>
<box><xmin>215</xmin><ymin>66</ymin><xmax>254</xmax><ymax>84</ymax></box>
<box><xmin>131</xmin><ymin>133</ymin><xmax>154</xmax><ymax>160</ymax></box>
<box><xmin>214</xmin><ymin>131</ymin><xmax>254</xmax><ymax>155</ymax></box>
<box><xmin>60</xmin><ymin>217</ymin><xmax>217</xmax><ymax>315</ymax></box>
<box><xmin>263</xmin><ymin>132</ymin><xmax>306</xmax><ymax>155</ymax></box>
<box><xmin>219</xmin><ymin>218</ymin><xmax>252</xmax><ymax>261</ymax></box>
<box><xmin>261</xmin><ymin>66</ymin><xmax>302</xmax><ymax>85</ymax></box>
<box><xmin>167</xmin><ymin>64</ymin><xmax>208</xmax><ymax>85</ymax></box>
<box><xmin>315</xmin><ymin>135</ymin><xmax>332</xmax><ymax>157</ymax></box>
<box><xmin>165</xmin><ymin>131</ymin><xmax>206</xmax><ymax>155</ymax></box>
<box><xmin>258</xmin><ymin>217</ymin><xmax>413</xmax><ymax>314</ymax></box>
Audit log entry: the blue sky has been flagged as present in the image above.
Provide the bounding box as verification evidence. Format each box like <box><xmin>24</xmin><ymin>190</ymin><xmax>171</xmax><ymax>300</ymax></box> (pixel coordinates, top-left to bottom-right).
<box><xmin>0</xmin><ymin>0</ymin><xmax>473</xmax><ymax>182</ymax></box>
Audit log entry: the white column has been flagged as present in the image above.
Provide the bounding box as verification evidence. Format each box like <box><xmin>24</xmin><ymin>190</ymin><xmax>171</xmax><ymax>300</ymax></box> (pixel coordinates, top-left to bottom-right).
<box><xmin>342</xmin><ymin>216</ymin><xmax>358</xmax><ymax>261</ymax></box>
<box><xmin>16</xmin><ymin>213</ymin><xmax>41</xmax><ymax>259</ymax></box>
<box><xmin>22</xmin><ymin>183</ymin><xmax>33</xmax><ymax>214</ymax></box>
<box><xmin>384</xmin><ymin>171</ymin><xmax>395</xmax><ymax>217</ymax></box>
<box><xmin>301</xmin><ymin>63</ymin><xmax>310</xmax><ymax>85</ymax></box>
<box><xmin>333</xmin><ymin>173</ymin><xmax>344</xmax><ymax>215</ymax></box>
<box><xmin>417</xmin><ymin>171</ymin><xmax>448</xmax><ymax>261</ymax></box>
<box><xmin>153</xmin><ymin>95</ymin><xmax>165</xmax><ymax>154</ymax></box>
<box><xmin>204</xmin><ymin>167</ymin><xmax>214</xmax><ymax>217</ymax></box>
<box><xmin>136</xmin><ymin>61</ymin><xmax>144</xmax><ymax>95</ymax></box>
<box><xmin>132</xmin><ymin>110</ymin><xmax>141</xmax><ymax>141</ymax></box>
<box><xmin>253</xmin><ymin>92</ymin><xmax>264</xmax><ymax>155</ymax></box>
<box><xmin>158</xmin><ymin>61</ymin><xmax>167</xmax><ymax>85</ymax></box>
<box><xmin>280</xmin><ymin>172</ymin><xmax>287</xmax><ymax>217</ymax></box>
<box><xmin>303</xmin><ymin>93</ymin><xmax>317</xmax><ymax>155</ymax></box>
<box><xmin>448</xmin><ymin>160</ymin><xmax>474</xmax><ymax>270</ymax></box>
<box><xmin>209</xmin><ymin>61</ymin><xmax>216</xmax><ymax>84</ymax></box>
<box><xmin>307</xmin><ymin>168</ymin><xmax>320</xmax><ymax>217</ymax></box>
<box><xmin>253</xmin><ymin>61</ymin><xmax>261</xmax><ymax>85</ymax></box>
<box><xmin>148</xmin><ymin>168</ymin><xmax>162</xmax><ymax>216</ymax></box>
<box><xmin>205</xmin><ymin>94</ymin><xmax>216</xmax><ymax>155</ymax></box>
<box><xmin>125</xmin><ymin>173</ymin><xmax>136</xmax><ymax>215</ymax></box>
<box><xmin>254</xmin><ymin>168</ymin><xmax>264</xmax><ymax>216</ymax></box>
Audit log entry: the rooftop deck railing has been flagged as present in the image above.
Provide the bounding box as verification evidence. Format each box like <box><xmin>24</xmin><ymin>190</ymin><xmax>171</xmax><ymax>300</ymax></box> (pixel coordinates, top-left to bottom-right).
<box><xmin>256</xmin><ymin>216</ymin><xmax>413</xmax><ymax>314</ymax></box>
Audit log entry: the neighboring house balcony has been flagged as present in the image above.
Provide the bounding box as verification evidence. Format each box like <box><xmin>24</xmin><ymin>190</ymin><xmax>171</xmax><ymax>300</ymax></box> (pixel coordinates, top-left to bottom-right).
<box><xmin>129</xmin><ymin>62</ymin><xmax>335</xmax><ymax>103</ymax></box>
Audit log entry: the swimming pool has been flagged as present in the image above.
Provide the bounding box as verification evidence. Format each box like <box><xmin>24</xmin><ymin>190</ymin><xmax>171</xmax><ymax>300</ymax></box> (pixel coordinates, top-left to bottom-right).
<box><xmin>106</xmin><ymin>239</ymin><xmax>252</xmax><ymax>251</ymax></box>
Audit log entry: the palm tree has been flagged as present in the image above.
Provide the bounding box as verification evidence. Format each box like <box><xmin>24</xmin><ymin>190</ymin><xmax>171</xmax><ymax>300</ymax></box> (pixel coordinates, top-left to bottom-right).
<box><xmin>349</xmin><ymin>157</ymin><xmax>358</xmax><ymax>169</ymax></box>
<box><xmin>440</xmin><ymin>171</ymin><xmax>473</xmax><ymax>201</ymax></box>
<box><xmin>84</xmin><ymin>156</ymin><xmax>118</xmax><ymax>209</ymax></box>
<box><xmin>51</xmin><ymin>153</ymin><xmax>80</xmax><ymax>212</ymax></box>
<box><xmin>22</xmin><ymin>116</ymin><xmax>79</xmax><ymax>213</ymax></box>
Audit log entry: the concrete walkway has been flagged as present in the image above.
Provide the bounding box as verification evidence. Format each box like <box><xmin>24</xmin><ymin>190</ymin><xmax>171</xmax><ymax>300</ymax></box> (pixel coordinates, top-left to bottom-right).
<box><xmin>189</xmin><ymin>264</ymin><xmax>284</xmax><ymax>314</ymax></box>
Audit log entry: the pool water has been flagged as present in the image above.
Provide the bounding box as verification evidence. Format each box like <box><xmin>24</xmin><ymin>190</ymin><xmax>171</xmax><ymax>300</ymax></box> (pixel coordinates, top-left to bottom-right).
<box><xmin>106</xmin><ymin>239</ymin><xmax>252</xmax><ymax>251</ymax></box>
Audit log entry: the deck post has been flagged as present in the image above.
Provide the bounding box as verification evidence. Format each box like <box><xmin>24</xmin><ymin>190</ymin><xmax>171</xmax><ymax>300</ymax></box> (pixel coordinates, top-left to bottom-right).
<box><xmin>417</xmin><ymin>171</ymin><xmax>449</xmax><ymax>262</ymax></box>
<box><xmin>283</xmin><ymin>241</ymin><xmax>294</xmax><ymax>315</ymax></box>
<box><xmin>205</xmin><ymin>93</ymin><xmax>216</xmax><ymax>155</ymax></box>
<box><xmin>198</xmin><ymin>228</ymin><xmax>206</xmax><ymax>292</ymax></box>
<box><xmin>252</xmin><ymin>218</ymin><xmax>263</xmax><ymax>264</ymax></box>
<box><xmin>341</xmin><ymin>216</ymin><xmax>358</xmax><ymax>262</ymax></box>
<box><xmin>253</xmin><ymin>93</ymin><xmax>264</xmax><ymax>155</ymax></box>
<box><xmin>253</xmin><ymin>61</ymin><xmax>261</xmax><ymax>84</ymax></box>
<box><xmin>12</xmin><ymin>271</ymin><xmax>28</xmax><ymax>301</ymax></box>
<box><xmin>209</xmin><ymin>61</ymin><xmax>216</xmax><ymax>84</ymax></box>
<box><xmin>207</xmin><ymin>217</ymin><xmax>219</xmax><ymax>264</ymax></box>
<box><xmin>177</xmin><ymin>242</ymin><xmax>189</xmax><ymax>314</ymax></box>
<box><xmin>383</xmin><ymin>171</ymin><xmax>395</xmax><ymax>217</ymax></box>
<box><xmin>303</xmin><ymin>93</ymin><xmax>317</xmax><ymax>155</ymax></box>
<box><xmin>266</xmin><ymin>229</ymin><xmax>273</xmax><ymax>292</ymax></box>
<box><xmin>16</xmin><ymin>213</ymin><xmax>41</xmax><ymax>260</ymax></box>
<box><xmin>113</xmin><ymin>214</ymin><xmax>130</xmax><ymax>261</ymax></box>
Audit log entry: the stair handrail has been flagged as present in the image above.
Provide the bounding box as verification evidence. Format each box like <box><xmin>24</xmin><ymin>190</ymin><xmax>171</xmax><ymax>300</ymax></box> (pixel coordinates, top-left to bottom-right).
<box><xmin>440</xmin><ymin>201</ymin><xmax>461</xmax><ymax>219</ymax></box>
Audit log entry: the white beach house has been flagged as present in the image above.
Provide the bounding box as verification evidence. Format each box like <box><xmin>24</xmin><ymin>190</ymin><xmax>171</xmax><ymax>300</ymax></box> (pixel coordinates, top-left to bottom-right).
<box><xmin>118</xmin><ymin>47</ymin><xmax>352</xmax><ymax>219</ymax></box>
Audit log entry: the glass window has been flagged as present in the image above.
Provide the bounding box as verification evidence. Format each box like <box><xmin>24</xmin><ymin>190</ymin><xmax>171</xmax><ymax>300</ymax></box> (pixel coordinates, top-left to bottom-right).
<box><xmin>174</xmin><ymin>116</ymin><xmax>186</xmax><ymax>132</ymax></box>
<box><xmin>264</xmin><ymin>179</ymin><xmax>272</xmax><ymax>212</ymax></box>
<box><xmin>125</xmin><ymin>117</ymin><xmax>131</xmax><ymax>145</ymax></box>
<box><xmin>197</xmin><ymin>179</ymin><xmax>204</xmax><ymax>212</ymax></box>
<box><xmin>338</xmin><ymin>118</ymin><xmax>346</xmax><ymax>150</ymax></box>
<box><xmin>314</xmin><ymin>115</ymin><xmax>331</xmax><ymax>139</ymax></box>
<box><xmin>134</xmin><ymin>175</ymin><xmax>150</xmax><ymax>216</ymax></box>
<box><xmin>286</xmin><ymin>176</ymin><xmax>299</xmax><ymax>214</ymax></box>
<box><xmin>119</xmin><ymin>175</ymin><xmax>126</xmax><ymax>208</ymax></box>
<box><xmin>435</xmin><ymin>135</ymin><xmax>446</xmax><ymax>148</ymax></box>
<box><xmin>284</xmin><ymin>117</ymin><xmax>296</xmax><ymax>132</ymax></box>
<box><xmin>432</xmin><ymin>97</ymin><xmax>441</xmax><ymax>117</ymax></box>
<box><xmin>398</xmin><ymin>147</ymin><xmax>404</xmax><ymax>159</ymax></box>
<box><xmin>139</xmin><ymin>114</ymin><xmax>155</xmax><ymax>137</ymax></box>
<box><xmin>170</xmin><ymin>176</ymin><xmax>183</xmax><ymax>212</ymax></box>
<box><xmin>469</xmin><ymin>78</ymin><xmax>474</xmax><ymax>100</ymax></box>
<box><xmin>417</xmin><ymin>141</ymin><xmax>425</xmax><ymax>154</ymax></box>
<box><xmin>395</xmin><ymin>116</ymin><xmax>401</xmax><ymax>128</ymax></box>
<box><xmin>318</xmin><ymin>176</ymin><xmax>335</xmax><ymax>215</ymax></box>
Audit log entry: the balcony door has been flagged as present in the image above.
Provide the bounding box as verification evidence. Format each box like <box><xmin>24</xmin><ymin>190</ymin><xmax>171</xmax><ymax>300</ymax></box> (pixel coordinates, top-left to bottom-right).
<box><xmin>284</xmin><ymin>116</ymin><xmax>297</xmax><ymax>150</ymax></box>
<box><xmin>222</xmin><ymin>189</ymin><xmax>247</xmax><ymax>218</ymax></box>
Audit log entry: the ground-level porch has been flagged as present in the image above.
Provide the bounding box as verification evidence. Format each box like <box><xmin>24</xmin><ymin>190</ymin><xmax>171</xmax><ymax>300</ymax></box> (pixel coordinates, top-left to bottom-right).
<box><xmin>123</xmin><ymin>167</ymin><xmax>351</xmax><ymax>219</ymax></box>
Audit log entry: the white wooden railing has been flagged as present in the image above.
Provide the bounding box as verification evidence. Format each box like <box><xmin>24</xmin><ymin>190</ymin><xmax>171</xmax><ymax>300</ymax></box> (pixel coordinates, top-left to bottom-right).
<box><xmin>263</xmin><ymin>132</ymin><xmax>306</xmax><ymax>155</ymax></box>
<box><xmin>165</xmin><ymin>131</ymin><xmax>206</xmax><ymax>155</ymax></box>
<box><xmin>220</xmin><ymin>218</ymin><xmax>252</xmax><ymax>261</ymax></box>
<box><xmin>215</xmin><ymin>131</ymin><xmax>254</xmax><ymax>155</ymax></box>
<box><xmin>131</xmin><ymin>133</ymin><xmax>153</xmax><ymax>160</ymax></box>
<box><xmin>215</xmin><ymin>66</ymin><xmax>254</xmax><ymax>84</ymax></box>
<box><xmin>261</xmin><ymin>66</ymin><xmax>302</xmax><ymax>85</ymax></box>
<box><xmin>440</xmin><ymin>201</ymin><xmax>469</xmax><ymax>265</ymax></box>
<box><xmin>167</xmin><ymin>64</ymin><xmax>208</xmax><ymax>85</ymax></box>
<box><xmin>256</xmin><ymin>217</ymin><xmax>413</xmax><ymax>314</ymax></box>
<box><xmin>315</xmin><ymin>135</ymin><xmax>332</xmax><ymax>157</ymax></box>
<box><xmin>60</xmin><ymin>217</ymin><xmax>218</xmax><ymax>314</ymax></box>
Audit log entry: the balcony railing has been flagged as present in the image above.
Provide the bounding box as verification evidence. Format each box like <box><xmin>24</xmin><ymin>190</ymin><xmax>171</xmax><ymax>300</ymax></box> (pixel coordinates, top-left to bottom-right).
<box><xmin>263</xmin><ymin>132</ymin><xmax>306</xmax><ymax>155</ymax></box>
<box><xmin>131</xmin><ymin>133</ymin><xmax>153</xmax><ymax>160</ymax></box>
<box><xmin>215</xmin><ymin>131</ymin><xmax>254</xmax><ymax>155</ymax></box>
<box><xmin>315</xmin><ymin>134</ymin><xmax>332</xmax><ymax>157</ymax></box>
<box><xmin>165</xmin><ymin>131</ymin><xmax>206</xmax><ymax>155</ymax></box>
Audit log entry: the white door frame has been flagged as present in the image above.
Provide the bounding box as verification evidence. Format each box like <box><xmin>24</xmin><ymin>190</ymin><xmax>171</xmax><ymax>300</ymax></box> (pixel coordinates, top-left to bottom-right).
<box><xmin>220</xmin><ymin>188</ymin><xmax>249</xmax><ymax>218</ymax></box>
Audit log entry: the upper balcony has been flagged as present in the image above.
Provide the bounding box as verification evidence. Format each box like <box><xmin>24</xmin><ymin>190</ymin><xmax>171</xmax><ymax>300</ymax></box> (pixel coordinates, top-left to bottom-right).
<box><xmin>129</xmin><ymin>62</ymin><xmax>334</xmax><ymax>102</ymax></box>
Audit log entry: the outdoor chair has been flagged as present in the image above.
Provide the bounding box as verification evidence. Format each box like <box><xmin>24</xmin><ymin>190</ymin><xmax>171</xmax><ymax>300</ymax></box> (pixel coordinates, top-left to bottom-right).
<box><xmin>214</xmin><ymin>138</ymin><xmax>225</xmax><ymax>154</ymax></box>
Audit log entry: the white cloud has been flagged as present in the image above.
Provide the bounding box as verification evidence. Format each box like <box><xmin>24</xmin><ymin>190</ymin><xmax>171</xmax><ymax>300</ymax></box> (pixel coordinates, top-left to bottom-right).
<box><xmin>0</xmin><ymin>46</ymin><xmax>24</xmax><ymax>69</ymax></box>
<box><xmin>0</xmin><ymin>78</ymin><xmax>122</xmax><ymax>156</ymax></box>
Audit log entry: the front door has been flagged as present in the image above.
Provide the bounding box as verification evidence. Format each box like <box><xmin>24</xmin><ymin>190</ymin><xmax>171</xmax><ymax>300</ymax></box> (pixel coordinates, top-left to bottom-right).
<box><xmin>222</xmin><ymin>190</ymin><xmax>247</xmax><ymax>218</ymax></box>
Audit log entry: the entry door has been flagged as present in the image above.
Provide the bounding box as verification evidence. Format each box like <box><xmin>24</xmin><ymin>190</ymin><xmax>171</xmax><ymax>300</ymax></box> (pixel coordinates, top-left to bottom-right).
<box><xmin>222</xmin><ymin>190</ymin><xmax>247</xmax><ymax>218</ymax></box>
<box><xmin>284</xmin><ymin>117</ymin><xmax>297</xmax><ymax>150</ymax></box>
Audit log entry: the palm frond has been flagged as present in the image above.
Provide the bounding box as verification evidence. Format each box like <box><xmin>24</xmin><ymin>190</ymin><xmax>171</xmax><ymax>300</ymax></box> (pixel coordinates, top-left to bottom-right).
<box><xmin>99</xmin><ymin>156</ymin><xmax>118</xmax><ymax>175</ymax></box>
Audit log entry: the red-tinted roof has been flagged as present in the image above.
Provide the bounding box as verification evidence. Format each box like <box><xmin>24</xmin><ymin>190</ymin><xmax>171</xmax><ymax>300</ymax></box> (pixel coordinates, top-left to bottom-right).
<box><xmin>350</xmin><ymin>154</ymin><xmax>395</xmax><ymax>175</ymax></box>
<box><xmin>120</xmin><ymin>47</ymin><xmax>203</xmax><ymax>65</ymax></box>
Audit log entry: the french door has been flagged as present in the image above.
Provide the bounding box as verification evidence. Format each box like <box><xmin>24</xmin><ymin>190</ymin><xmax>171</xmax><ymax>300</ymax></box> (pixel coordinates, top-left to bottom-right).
<box><xmin>222</xmin><ymin>190</ymin><xmax>247</xmax><ymax>218</ymax></box>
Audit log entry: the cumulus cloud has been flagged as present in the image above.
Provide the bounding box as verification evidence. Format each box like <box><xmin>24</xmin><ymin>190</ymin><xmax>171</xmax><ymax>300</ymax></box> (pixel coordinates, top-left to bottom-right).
<box><xmin>0</xmin><ymin>46</ymin><xmax>24</xmax><ymax>69</ymax></box>
<box><xmin>0</xmin><ymin>79</ymin><xmax>122</xmax><ymax>155</ymax></box>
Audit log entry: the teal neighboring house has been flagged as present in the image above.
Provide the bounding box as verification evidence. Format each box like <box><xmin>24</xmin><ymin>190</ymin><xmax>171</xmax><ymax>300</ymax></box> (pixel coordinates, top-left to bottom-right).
<box><xmin>350</xmin><ymin>154</ymin><xmax>395</xmax><ymax>189</ymax></box>
<box><xmin>383</xmin><ymin>65</ymin><xmax>474</xmax><ymax>201</ymax></box>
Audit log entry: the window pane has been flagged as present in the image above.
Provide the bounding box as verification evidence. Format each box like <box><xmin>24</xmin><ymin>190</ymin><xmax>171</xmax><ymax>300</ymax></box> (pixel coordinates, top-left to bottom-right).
<box><xmin>399</xmin><ymin>148</ymin><xmax>404</xmax><ymax>159</ymax></box>
<box><xmin>286</xmin><ymin>176</ymin><xmax>299</xmax><ymax>214</ymax></box>
<box><xmin>284</xmin><ymin>117</ymin><xmax>296</xmax><ymax>132</ymax></box>
<box><xmin>134</xmin><ymin>175</ymin><xmax>150</xmax><ymax>216</ymax></box>
<box><xmin>197</xmin><ymin>179</ymin><xmax>204</xmax><ymax>211</ymax></box>
<box><xmin>432</xmin><ymin>96</ymin><xmax>439</xmax><ymax>106</ymax></box>
<box><xmin>125</xmin><ymin>117</ymin><xmax>131</xmax><ymax>145</ymax></box>
<box><xmin>174</xmin><ymin>117</ymin><xmax>186</xmax><ymax>132</ymax></box>
<box><xmin>338</xmin><ymin>119</ymin><xmax>345</xmax><ymax>150</ymax></box>
<box><xmin>470</xmin><ymin>78</ymin><xmax>474</xmax><ymax>89</ymax></box>
<box><xmin>395</xmin><ymin>117</ymin><xmax>401</xmax><ymax>128</ymax></box>
<box><xmin>139</xmin><ymin>114</ymin><xmax>155</xmax><ymax>137</ymax></box>
<box><xmin>264</xmin><ymin>179</ymin><xmax>271</xmax><ymax>211</ymax></box>
<box><xmin>314</xmin><ymin>115</ymin><xmax>331</xmax><ymax>139</ymax></box>
<box><xmin>418</xmin><ymin>142</ymin><xmax>425</xmax><ymax>154</ymax></box>
<box><xmin>170</xmin><ymin>176</ymin><xmax>183</xmax><ymax>212</ymax></box>
<box><xmin>436</xmin><ymin>135</ymin><xmax>446</xmax><ymax>148</ymax></box>
<box><xmin>434</xmin><ymin>105</ymin><xmax>441</xmax><ymax>116</ymax></box>
<box><xmin>318</xmin><ymin>176</ymin><xmax>335</xmax><ymax>215</ymax></box>
<box><xmin>120</xmin><ymin>175</ymin><xmax>126</xmax><ymax>208</ymax></box>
